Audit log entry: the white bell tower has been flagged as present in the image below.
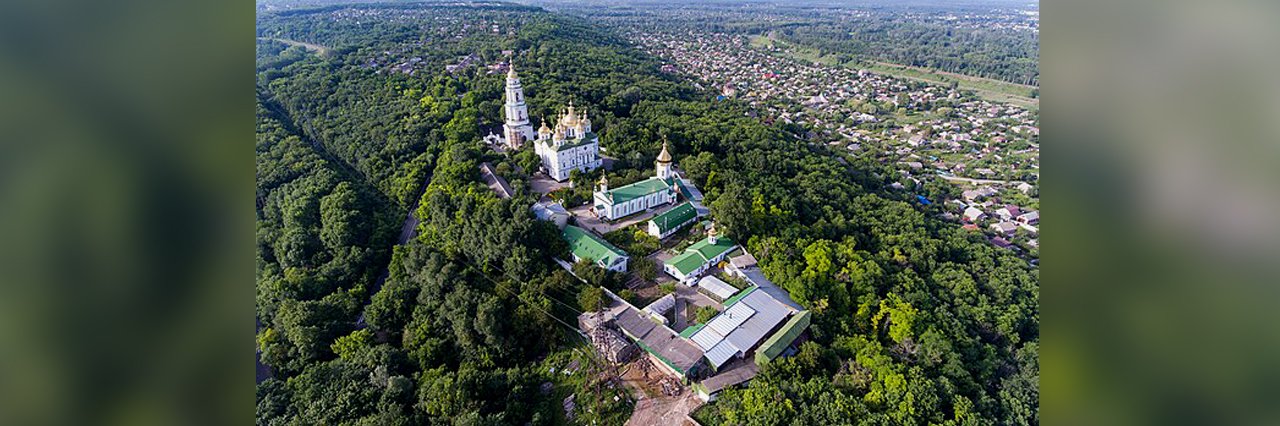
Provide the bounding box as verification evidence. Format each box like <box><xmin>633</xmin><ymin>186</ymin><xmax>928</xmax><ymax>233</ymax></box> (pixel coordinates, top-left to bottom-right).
<box><xmin>503</xmin><ymin>62</ymin><xmax>535</xmax><ymax>149</ymax></box>
<box><xmin>655</xmin><ymin>138</ymin><xmax>674</xmax><ymax>180</ymax></box>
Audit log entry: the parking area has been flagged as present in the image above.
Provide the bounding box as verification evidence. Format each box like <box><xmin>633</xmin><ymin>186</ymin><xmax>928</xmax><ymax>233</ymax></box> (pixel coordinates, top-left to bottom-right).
<box><xmin>530</xmin><ymin>173</ymin><xmax>571</xmax><ymax>197</ymax></box>
<box><xmin>571</xmin><ymin>203</ymin><xmax>676</xmax><ymax>235</ymax></box>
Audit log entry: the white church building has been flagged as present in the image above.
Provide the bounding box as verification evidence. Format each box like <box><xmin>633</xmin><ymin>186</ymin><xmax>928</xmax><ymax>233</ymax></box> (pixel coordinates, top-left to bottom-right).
<box><xmin>498</xmin><ymin>63</ymin><xmax>603</xmax><ymax>181</ymax></box>
<box><xmin>593</xmin><ymin>140</ymin><xmax>682</xmax><ymax>221</ymax></box>
<box><xmin>533</xmin><ymin>102</ymin><xmax>602</xmax><ymax>181</ymax></box>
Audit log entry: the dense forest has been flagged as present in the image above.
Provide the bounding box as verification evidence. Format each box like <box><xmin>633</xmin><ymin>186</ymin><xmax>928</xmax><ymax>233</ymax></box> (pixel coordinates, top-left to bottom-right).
<box><xmin>255</xmin><ymin>3</ymin><xmax>1037</xmax><ymax>425</ymax></box>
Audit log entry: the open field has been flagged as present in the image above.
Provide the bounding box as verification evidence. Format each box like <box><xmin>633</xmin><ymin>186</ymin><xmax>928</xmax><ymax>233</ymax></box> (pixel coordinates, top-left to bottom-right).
<box><xmin>749</xmin><ymin>35</ymin><xmax>1038</xmax><ymax>109</ymax></box>
<box><xmin>258</xmin><ymin>37</ymin><xmax>330</xmax><ymax>56</ymax></box>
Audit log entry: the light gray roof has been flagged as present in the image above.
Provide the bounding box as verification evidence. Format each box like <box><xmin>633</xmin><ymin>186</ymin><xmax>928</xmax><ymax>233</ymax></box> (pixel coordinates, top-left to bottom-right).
<box><xmin>704</xmin><ymin>340</ymin><xmax>738</xmax><ymax>369</ymax></box>
<box><xmin>739</xmin><ymin>269</ymin><xmax>804</xmax><ymax>311</ymax></box>
<box><xmin>690</xmin><ymin>285</ymin><xmax>796</xmax><ymax>368</ymax></box>
<box><xmin>615</xmin><ymin>308</ymin><xmax>656</xmax><ymax>340</ymax></box>
<box><xmin>723</xmin><ymin>290</ymin><xmax>791</xmax><ymax>353</ymax></box>
<box><xmin>729</xmin><ymin>254</ymin><xmax>758</xmax><ymax>269</ymax></box>
<box><xmin>697</xmin><ymin>276</ymin><xmax>738</xmax><ymax>300</ymax></box>
<box><xmin>690</xmin><ymin>325</ymin><xmax>724</xmax><ymax>351</ymax></box>
<box><xmin>708</xmin><ymin>302</ymin><xmax>755</xmax><ymax>336</ymax></box>
<box><xmin>531</xmin><ymin>201</ymin><xmax>569</xmax><ymax>220</ymax></box>
<box><xmin>643</xmin><ymin>294</ymin><xmax>676</xmax><ymax>316</ymax></box>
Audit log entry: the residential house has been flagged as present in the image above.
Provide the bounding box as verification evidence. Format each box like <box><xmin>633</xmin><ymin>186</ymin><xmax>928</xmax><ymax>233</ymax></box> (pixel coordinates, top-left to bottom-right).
<box><xmin>963</xmin><ymin>206</ymin><xmax>986</xmax><ymax>222</ymax></box>
<box><xmin>996</xmin><ymin>205</ymin><xmax>1022</xmax><ymax>221</ymax></box>
<box><xmin>990</xmin><ymin>236</ymin><xmax>1014</xmax><ymax>249</ymax></box>
<box><xmin>1017</xmin><ymin>211</ymin><xmax>1039</xmax><ymax>225</ymax></box>
<box><xmin>991</xmin><ymin>222</ymin><xmax>1018</xmax><ymax>236</ymax></box>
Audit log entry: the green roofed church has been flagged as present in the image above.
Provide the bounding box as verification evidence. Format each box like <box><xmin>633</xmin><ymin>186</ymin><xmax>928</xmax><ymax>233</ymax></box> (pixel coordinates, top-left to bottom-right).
<box><xmin>594</xmin><ymin>140</ymin><xmax>682</xmax><ymax>220</ymax></box>
<box><xmin>663</xmin><ymin>223</ymin><xmax>737</xmax><ymax>283</ymax></box>
<box><xmin>647</xmin><ymin>202</ymin><xmax>698</xmax><ymax>239</ymax></box>
<box><xmin>562</xmin><ymin>225</ymin><xmax>629</xmax><ymax>272</ymax></box>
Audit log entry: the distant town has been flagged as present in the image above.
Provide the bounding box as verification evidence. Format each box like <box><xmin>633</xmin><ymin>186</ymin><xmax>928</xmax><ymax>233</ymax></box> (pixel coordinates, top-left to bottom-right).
<box><xmin>630</xmin><ymin>30</ymin><xmax>1040</xmax><ymax>256</ymax></box>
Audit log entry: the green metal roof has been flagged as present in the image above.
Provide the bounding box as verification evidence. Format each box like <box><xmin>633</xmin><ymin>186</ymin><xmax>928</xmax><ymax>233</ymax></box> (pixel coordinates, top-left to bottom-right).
<box><xmin>688</xmin><ymin>236</ymin><xmax>736</xmax><ymax>263</ymax></box>
<box><xmin>601</xmin><ymin>176</ymin><xmax>675</xmax><ymax>205</ymax></box>
<box><xmin>755</xmin><ymin>310</ymin><xmax>811</xmax><ymax>366</ymax></box>
<box><xmin>664</xmin><ymin>235</ymin><xmax>737</xmax><ymax>276</ymax></box>
<box><xmin>552</xmin><ymin>133</ymin><xmax>598</xmax><ymax>152</ymax></box>
<box><xmin>562</xmin><ymin>225</ymin><xmax>626</xmax><ymax>267</ymax></box>
<box><xmin>667</xmin><ymin>251</ymin><xmax>706</xmax><ymax>275</ymax></box>
<box><xmin>678</xmin><ymin>323</ymin><xmax>707</xmax><ymax>339</ymax></box>
<box><xmin>650</xmin><ymin>202</ymin><xmax>697</xmax><ymax>233</ymax></box>
<box><xmin>677</xmin><ymin>180</ymin><xmax>696</xmax><ymax>200</ymax></box>
<box><xmin>721</xmin><ymin>286</ymin><xmax>755</xmax><ymax>308</ymax></box>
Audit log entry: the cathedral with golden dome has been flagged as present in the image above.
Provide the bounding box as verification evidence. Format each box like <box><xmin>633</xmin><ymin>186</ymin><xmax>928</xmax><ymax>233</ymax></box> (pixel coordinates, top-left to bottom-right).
<box><xmin>533</xmin><ymin>101</ymin><xmax>603</xmax><ymax>181</ymax></box>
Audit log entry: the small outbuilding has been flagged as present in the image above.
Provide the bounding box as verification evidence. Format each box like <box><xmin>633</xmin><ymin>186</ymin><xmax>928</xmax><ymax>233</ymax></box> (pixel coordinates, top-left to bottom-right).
<box><xmin>696</xmin><ymin>276</ymin><xmax>738</xmax><ymax>301</ymax></box>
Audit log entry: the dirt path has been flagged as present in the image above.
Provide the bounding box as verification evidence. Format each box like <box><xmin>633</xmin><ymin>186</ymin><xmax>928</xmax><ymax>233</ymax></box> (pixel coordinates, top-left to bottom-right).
<box><xmin>626</xmin><ymin>393</ymin><xmax>701</xmax><ymax>426</ymax></box>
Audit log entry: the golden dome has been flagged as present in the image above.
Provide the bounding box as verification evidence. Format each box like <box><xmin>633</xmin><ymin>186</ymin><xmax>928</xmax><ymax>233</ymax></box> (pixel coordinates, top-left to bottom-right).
<box><xmin>560</xmin><ymin>101</ymin><xmax>579</xmax><ymax>126</ymax></box>
<box><xmin>707</xmin><ymin>222</ymin><xmax>718</xmax><ymax>238</ymax></box>
<box><xmin>656</xmin><ymin>138</ymin><xmax>673</xmax><ymax>163</ymax></box>
<box><xmin>507</xmin><ymin>61</ymin><xmax>517</xmax><ymax>79</ymax></box>
<box><xmin>598</xmin><ymin>174</ymin><xmax>608</xmax><ymax>186</ymax></box>
<box><xmin>539</xmin><ymin>119</ymin><xmax>551</xmax><ymax>134</ymax></box>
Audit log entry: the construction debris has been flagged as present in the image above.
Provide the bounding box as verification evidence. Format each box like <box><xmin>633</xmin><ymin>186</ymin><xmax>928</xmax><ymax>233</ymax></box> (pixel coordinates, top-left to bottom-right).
<box><xmin>590</xmin><ymin>326</ymin><xmax>638</xmax><ymax>364</ymax></box>
<box><xmin>660</xmin><ymin>377</ymin><xmax>683</xmax><ymax>397</ymax></box>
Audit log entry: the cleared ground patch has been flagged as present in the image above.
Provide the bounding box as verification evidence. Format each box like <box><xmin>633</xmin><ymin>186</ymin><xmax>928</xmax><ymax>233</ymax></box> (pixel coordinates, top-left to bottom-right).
<box><xmin>258</xmin><ymin>37</ymin><xmax>330</xmax><ymax>56</ymax></box>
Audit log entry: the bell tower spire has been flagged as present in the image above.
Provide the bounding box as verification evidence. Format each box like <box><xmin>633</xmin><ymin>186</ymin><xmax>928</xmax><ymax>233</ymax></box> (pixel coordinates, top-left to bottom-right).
<box><xmin>655</xmin><ymin>136</ymin><xmax>673</xmax><ymax>180</ymax></box>
<box><xmin>503</xmin><ymin>58</ymin><xmax>534</xmax><ymax>149</ymax></box>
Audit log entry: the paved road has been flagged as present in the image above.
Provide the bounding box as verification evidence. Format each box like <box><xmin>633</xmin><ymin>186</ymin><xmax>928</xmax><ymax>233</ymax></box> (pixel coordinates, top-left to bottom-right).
<box><xmin>571</xmin><ymin>202</ymin><xmax>678</xmax><ymax>235</ymax></box>
<box><xmin>356</xmin><ymin>177</ymin><xmax>431</xmax><ymax>328</ymax></box>
<box><xmin>937</xmin><ymin>174</ymin><xmax>1033</xmax><ymax>186</ymax></box>
<box><xmin>530</xmin><ymin>174</ymin><xmax>571</xmax><ymax>198</ymax></box>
